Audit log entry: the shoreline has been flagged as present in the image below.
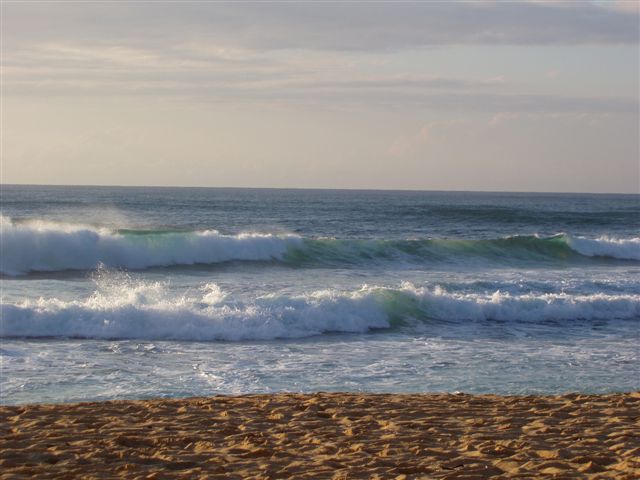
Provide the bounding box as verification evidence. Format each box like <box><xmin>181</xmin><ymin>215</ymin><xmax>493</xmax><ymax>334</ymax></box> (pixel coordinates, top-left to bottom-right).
<box><xmin>2</xmin><ymin>392</ymin><xmax>639</xmax><ymax>478</ymax></box>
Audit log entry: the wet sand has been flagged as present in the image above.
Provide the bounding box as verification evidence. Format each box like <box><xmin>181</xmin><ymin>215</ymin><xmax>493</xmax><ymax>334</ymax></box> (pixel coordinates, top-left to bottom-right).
<box><xmin>1</xmin><ymin>392</ymin><xmax>638</xmax><ymax>479</ymax></box>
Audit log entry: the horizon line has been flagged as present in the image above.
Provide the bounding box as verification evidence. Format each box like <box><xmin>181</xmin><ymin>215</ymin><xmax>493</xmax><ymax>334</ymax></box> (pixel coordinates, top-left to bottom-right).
<box><xmin>0</xmin><ymin>182</ymin><xmax>638</xmax><ymax>196</ymax></box>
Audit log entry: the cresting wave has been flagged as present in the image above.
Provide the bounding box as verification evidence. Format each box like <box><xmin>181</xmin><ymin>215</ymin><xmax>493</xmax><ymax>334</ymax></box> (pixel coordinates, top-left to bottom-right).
<box><xmin>1</xmin><ymin>216</ymin><xmax>639</xmax><ymax>275</ymax></box>
<box><xmin>1</xmin><ymin>279</ymin><xmax>639</xmax><ymax>341</ymax></box>
<box><xmin>0</xmin><ymin>216</ymin><xmax>302</xmax><ymax>275</ymax></box>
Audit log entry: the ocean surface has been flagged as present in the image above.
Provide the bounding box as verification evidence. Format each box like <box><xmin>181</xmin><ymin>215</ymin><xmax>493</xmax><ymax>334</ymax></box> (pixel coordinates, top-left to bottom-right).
<box><xmin>1</xmin><ymin>185</ymin><xmax>639</xmax><ymax>404</ymax></box>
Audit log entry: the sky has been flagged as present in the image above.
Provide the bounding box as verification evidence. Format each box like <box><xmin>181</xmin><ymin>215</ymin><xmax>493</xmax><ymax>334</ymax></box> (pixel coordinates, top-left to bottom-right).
<box><xmin>2</xmin><ymin>1</ymin><xmax>639</xmax><ymax>193</ymax></box>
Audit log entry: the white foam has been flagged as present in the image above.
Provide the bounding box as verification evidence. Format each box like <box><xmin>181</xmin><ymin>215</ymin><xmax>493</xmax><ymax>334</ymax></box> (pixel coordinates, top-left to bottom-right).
<box><xmin>566</xmin><ymin>235</ymin><xmax>640</xmax><ymax>261</ymax></box>
<box><xmin>1</xmin><ymin>279</ymin><xmax>638</xmax><ymax>341</ymax></box>
<box><xmin>0</xmin><ymin>216</ymin><xmax>302</xmax><ymax>275</ymax></box>
<box><xmin>0</xmin><ymin>274</ymin><xmax>391</xmax><ymax>341</ymax></box>
<box><xmin>419</xmin><ymin>283</ymin><xmax>640</xmax><ymax>322</ymax></box>
<box><xmin>2</xmin><ymin>216</ymin><xmax>638</xmax><ymax>275</ymax></box>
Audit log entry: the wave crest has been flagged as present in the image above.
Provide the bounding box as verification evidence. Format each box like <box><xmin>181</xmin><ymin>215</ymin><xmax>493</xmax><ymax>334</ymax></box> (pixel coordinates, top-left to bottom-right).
<box><xmin>566</xmin><ymin>235</ymin><xmax>640</xmax><ymax>261</ymax></box>
<box><xmin>0</xmin><ymin>216</ymin><xmax>302</xmax><ymax>275</ymax></box>
<box><xmin>1</xmin><ymin>216</ymin><xmax>638</xmax><ymax>275</ymax></box>
<box><xmin>2</xmin><ymin>278</ymin><xmax>638</xmax><ymax>341</ymax></box>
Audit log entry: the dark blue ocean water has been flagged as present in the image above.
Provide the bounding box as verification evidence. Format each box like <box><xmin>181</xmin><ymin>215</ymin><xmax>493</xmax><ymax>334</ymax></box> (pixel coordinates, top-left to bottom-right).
<box><xmin>1</xmin><ymin>185</ymin><xmax>639</xmax><ymax>403</ymax></box>
<box><xmin>2</xmin><ymin>185</ymin><xmax>638</xmax><ymax>238</ymax></box>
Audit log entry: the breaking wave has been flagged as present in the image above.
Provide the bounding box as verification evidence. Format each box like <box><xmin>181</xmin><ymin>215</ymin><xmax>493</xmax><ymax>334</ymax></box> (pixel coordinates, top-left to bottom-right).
<box><xmin>0</xmin><ymin>216</ymin><xmax>302</xmax><ymax>275</ymax></box>
<box><xmin>1</xmin><ymin>216</ymin><xmax>638</xmax><ymax>275</ymax></box>
<box><xmin>1</xmin><ymin>277</ymin><xmax>638</xmax><ymax>341</ymax></box>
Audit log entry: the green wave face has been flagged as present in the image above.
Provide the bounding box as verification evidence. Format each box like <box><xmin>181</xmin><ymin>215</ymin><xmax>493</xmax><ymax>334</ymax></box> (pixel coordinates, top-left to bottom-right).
<box><xmin>371</xmin><ymin>288</ymin><xmax>427</xmax><ymax>325</ymax></box>
<box><xmin>283</xmin><ymin>234</ymin><xmax>608</xmax><ymax>267</ymax></box>
<box><xmin>112</xmin><ymin>231</ymin><xmax>578</xmax><ymax>264</ymax></box>
<box><xmin>4</xmin><ymin>213</ymin><xmax>634</xmax><ymax>275</ymax></box>
<box><xmin>115</xmin><ymin>228</ymin><xmax>192</xmax><ymax>236</ymax></box>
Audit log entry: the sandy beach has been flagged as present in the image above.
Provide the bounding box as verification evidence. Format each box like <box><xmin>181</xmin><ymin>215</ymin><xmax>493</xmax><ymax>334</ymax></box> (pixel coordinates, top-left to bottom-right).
<box><xmin>1</xmin><ymin>392</ymin><xmax>638</xmax><ymax>479</ymax></box>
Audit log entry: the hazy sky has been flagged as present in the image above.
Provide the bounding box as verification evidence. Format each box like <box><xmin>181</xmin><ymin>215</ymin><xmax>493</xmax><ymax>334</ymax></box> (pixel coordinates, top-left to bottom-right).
<box><xmin>2</xmin><ymin>1</ymin><xmax>639</xmax><ymax>193</ymax></box>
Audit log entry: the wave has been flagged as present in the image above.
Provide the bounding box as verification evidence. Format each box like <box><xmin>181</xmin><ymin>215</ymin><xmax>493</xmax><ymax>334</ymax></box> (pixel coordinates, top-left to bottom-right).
<box><xmin>0</xmin><ymin>216</ymin><xmax>302</xmax><ymax>275</ymax></box>
<box><xmin>291</xmin><ymin>234</ymin><xmax>640</xmax><ymax>265</ymax></box>
<box><xmin>1</xmin><ymin>216</ymin><xmax>638</xmax><ymax>275</ymax></box>
<box><xmin>1</xmin><ymin>278</ymin><xmax>638</xmax><ymax>341</ymax></box>
<box><xmin>566</xmin><ymin>235</ymin><xmax>640</xmax><ymax>261</ymax></box>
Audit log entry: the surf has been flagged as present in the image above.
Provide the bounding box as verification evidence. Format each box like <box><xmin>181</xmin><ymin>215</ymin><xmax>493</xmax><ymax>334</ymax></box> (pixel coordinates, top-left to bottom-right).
<box><xmin>2</xmin><ymin>276</ymin><xmax>638</xmax><ymax>341</ymax></box>
<box><xmin>1</xmin><ymin>215</ymin><xmax>638</xmax><ymax>275</ymax></box>
<box><xmin>0</xmin><ymin>216</ymin><xmax>302</xmax><ymax>275</ymax></box>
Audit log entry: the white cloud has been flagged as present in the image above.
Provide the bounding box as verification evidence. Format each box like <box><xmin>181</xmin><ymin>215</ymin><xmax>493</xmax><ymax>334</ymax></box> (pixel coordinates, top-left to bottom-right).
<box><xmin>388</xmin><ymin>126</ymin><xmax>431</xmax><ymax>157</ymax></box>
<box><xmin>4</xmin><ymin>40</ymin><xmax>636</xmax><ymax>115</ymax></box>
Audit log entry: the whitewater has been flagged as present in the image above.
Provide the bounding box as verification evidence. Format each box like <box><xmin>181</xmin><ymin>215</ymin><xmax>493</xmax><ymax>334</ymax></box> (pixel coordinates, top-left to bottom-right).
<box><xmin>2</xmin><ymin>215</ymin><xmax>638</xmax><ymax>275</ymax></box>
<box><xmin>1</xmin><ymin>186</ymin><xmax>638</xmax><ymax>403</ymax></box>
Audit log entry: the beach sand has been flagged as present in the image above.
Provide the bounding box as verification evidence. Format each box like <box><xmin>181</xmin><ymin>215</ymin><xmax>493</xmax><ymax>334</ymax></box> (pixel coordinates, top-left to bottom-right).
<box><xmin>1</xmin><ymin>392</ymin><xmax>638</xmax><ymax>479</ymax></box>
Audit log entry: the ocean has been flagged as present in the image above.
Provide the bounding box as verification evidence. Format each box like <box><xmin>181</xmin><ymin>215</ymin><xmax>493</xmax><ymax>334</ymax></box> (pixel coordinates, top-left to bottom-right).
<box><xmin>1</xmin><ymin>185</ymin><xmax>638</xmax><ymax>404</ymax></box>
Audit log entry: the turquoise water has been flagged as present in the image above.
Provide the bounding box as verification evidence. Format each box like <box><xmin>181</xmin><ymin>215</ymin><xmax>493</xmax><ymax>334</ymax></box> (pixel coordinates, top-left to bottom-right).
<box><xmin>1</xmin><ymin>185</ymin><xmax>638</xmax><ymax>403</ymax></box>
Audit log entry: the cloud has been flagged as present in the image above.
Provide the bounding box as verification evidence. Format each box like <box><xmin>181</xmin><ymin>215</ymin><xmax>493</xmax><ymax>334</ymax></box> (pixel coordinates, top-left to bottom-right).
<box><xmin>2</xmin><ymin>2</ymin><xmax>637</xmax><ymax>116</ymax></box>
<box><xmin>297</xmin><ymin>75</ymin><xmax>507</xmax><ymax>91</ymax></box>
<box><xmin>4</xmin><ymin>44</ymin><xmax>636</xmax><ymax>115</ymax></box>
<box><xmin>4</xmin><ymin>1</ymin><xmax>638</xmax><ymax>54</ymax></box>
<box><xmin>487</xmin><ymin>111</ymin><xmax>613</xmax><ymax>127</ymax></box>
<box><xmin>4</xmin><ymin>39</ymin><xmax>636</xmax><ymax>116</ymax></box>
<box><xmin>609</xmin><ymin>1</ymin><xmax>640</xmax><ymax>14</ymax></box>
<box><xmin>388</xmin><ymin>126</ymin><xmax>432</xmax><ymax>157</ymax></box>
